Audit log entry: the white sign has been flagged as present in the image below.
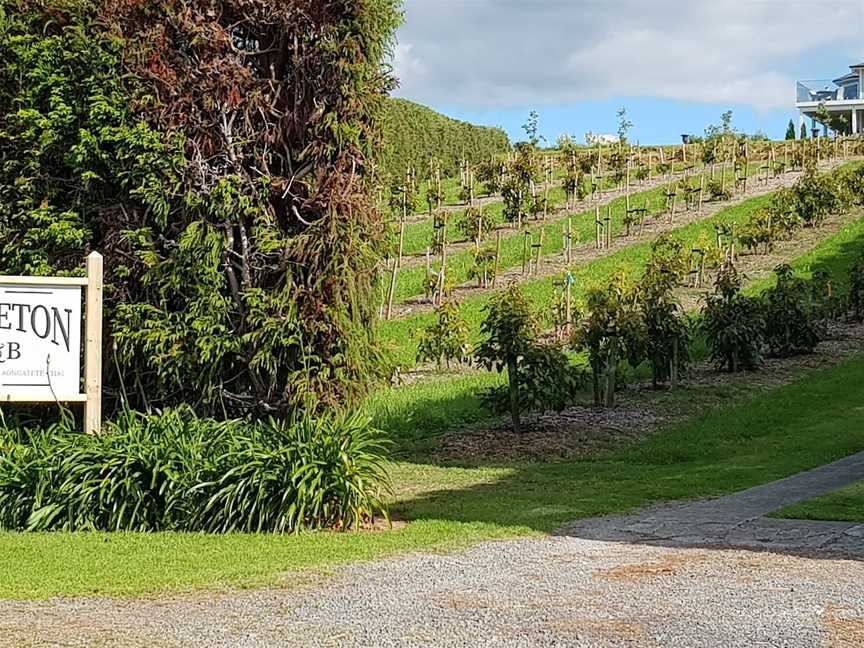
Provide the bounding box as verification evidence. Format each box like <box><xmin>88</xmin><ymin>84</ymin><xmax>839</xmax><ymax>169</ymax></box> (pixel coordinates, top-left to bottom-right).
<box><xmin>0</xmin><ymin>253</ymin><xmax>103</xmax><ymax>434</ymax></box>
<box><xmin>0</xmin><ymin>283</ymin><xmax>82</xmax><ymax>400</ymax></box>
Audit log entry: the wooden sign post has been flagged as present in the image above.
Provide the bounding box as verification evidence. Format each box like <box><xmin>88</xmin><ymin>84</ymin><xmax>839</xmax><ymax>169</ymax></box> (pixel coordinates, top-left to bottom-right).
<box><xmin>0</xmin><ymin>252</ymin><xmax>103</xmax><ymax>434</ymax></box>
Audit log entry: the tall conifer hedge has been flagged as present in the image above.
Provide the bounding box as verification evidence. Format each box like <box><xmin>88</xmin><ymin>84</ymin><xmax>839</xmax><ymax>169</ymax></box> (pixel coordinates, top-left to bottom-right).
<box><xmin>381</xmin><ymin>98</ymin><xmax>510</xmax><ymax>178</ymax></box>
<box><xmin>0</xmin><ymin>0</ymin><xmax>402</xmax><ymax>417</ymax></box>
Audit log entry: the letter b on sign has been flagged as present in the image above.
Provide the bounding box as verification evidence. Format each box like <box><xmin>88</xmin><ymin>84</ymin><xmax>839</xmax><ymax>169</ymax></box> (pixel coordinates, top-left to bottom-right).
<box><xmin>0</xmin><ymin>342</ymin><xmax>20</xmax><ymax>363</ymax></box>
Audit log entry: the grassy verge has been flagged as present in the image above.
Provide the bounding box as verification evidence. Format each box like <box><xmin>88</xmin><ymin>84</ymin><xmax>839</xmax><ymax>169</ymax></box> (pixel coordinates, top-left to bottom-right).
<box><xmin>769</xmin><ymin>481</ymin><xmax>864</xmax><ymax>522</ymax></box>
<box><xmin>3</xmin><ymin>352</ymin><xmax>864</xmax><ymax>598</ymax></box>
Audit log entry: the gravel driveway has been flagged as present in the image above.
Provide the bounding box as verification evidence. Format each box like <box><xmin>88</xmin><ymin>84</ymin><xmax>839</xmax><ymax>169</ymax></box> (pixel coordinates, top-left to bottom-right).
<box><xmin>3</xmin><ymin>453</ymin><xmax>864</xmax><ymax>648</ymax></box>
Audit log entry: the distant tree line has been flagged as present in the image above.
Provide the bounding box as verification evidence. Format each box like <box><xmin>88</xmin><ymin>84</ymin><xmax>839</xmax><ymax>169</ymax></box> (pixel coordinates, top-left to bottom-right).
<box><xmin>380</xmin><ymin>98</ymin><xmax>510</xmax><ymax>178</ymax></box>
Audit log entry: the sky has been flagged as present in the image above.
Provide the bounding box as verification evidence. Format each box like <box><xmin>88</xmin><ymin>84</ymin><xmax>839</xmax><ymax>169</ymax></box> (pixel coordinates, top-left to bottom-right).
<box><xmin>391</xmin><ymin>0</ymin><xmax>864</xmax><ymax>145</ymax></box>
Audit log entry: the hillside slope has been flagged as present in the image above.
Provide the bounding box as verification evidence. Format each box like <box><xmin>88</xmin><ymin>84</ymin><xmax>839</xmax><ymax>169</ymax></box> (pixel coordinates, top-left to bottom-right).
<box><xmin>381</xmin><ymin>98</ymin><xmax>510</xmax><ymax>178</ymax></box>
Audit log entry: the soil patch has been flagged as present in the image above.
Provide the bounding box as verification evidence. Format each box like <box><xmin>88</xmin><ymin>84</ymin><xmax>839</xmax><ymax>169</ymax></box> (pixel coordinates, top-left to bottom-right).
<box><xmin>431</xmin><ymin>321</ymin><xmax>864</xmax><ymax>464</ymax></box>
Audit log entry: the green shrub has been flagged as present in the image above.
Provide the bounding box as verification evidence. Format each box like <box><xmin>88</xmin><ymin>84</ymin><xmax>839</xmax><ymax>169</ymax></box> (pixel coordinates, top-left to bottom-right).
<box><xmin>458</xmin><ymin>206</ymin><xmax>496</xmax><ymax>243</ymax></box>
<box><xmin>468</xmin><ymin>245</ymin><xmax>498</xmax><ymax>288</ymax></box>
<box><xmin>0</xmin><ymin>0</ymin><xmax>400</xmax><ymax>418</ymax></box>
<box><xmin>849</xmin><ymin>253</ymin><xmax>864</xmax><ymax>321</ymax></box>
<box><xmin>416</xmin><ymin>301</ymin><xmax>471</xmax><ymax>369</ymax></box>
<box><xmin>480</xmin><ymin>343</ymin><xmax>583</xmax><ymax>418</ymax></box>
<box><xmin>701</xmin><ymin>265</ymin><xmax>764</xmax><ymax>372</ymax></box>
<box><xmin>837</xmin><ymin>165</ymin><xmax>864</xmax><ymax>207</ymax></box>
<box><xmin>706</xmin><ymin>178</ymin><xmax>731</xmax><ymax>202</ymax></box>
<box><xmin>475</xmin><ymin>159</ymin><xmax>505</xmax><ymax>196</ymax></box>
<box><xmin>572</xmin><ymin>274</ymin><xmax>644</xmax><ymax>406</ymax></box>
<box><xmin>762</xmin><ymin>265</ymin><xmax>820</xmax><ymax>357</ymax></box>
<box><xmin>0</xmin><ymin>410</ymin><xmax>391</xmax><ymax>533</ymax></box>
<box><xmin>639</xmin><ymin>239</ymin><xmax>690</xmax><ymax>387</ymax></box>
<box><xmin>739</xmin><ymin>208</ymin><xmax>781</xmax><ymax>254</ymax></box>
<box><xmin>475</xmin><ymin>285</ymin><xmax>580</xmax><ymax>430</ymax></box>
<box><xmin>794</xmin><ymin>171</ymin><xmax>839</xmax><ymax>227</ymax></box>
<box><xmin>476</xmin><ymin>285</ymin><xmax>538</xmax><ymax>432</ymax></box>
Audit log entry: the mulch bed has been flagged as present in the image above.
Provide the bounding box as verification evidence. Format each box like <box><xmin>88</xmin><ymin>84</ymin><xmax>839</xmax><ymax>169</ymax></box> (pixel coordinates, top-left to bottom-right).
<box><xmin>431</xmin><ymin>321</ymin><xmax>864</xmax><ymax>465</ymax></box>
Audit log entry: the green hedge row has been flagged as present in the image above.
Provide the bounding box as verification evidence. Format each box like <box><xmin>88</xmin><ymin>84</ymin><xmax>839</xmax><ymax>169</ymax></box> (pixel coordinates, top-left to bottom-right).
<box><xmin>381</xmin><ymin>98</ymin><xmax>510</xmax><ymax>178</ymax></box>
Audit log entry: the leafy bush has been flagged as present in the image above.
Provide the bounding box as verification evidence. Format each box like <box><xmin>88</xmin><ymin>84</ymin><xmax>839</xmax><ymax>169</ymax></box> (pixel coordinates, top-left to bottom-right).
<box><xmin>562</xmin><ymin>169</ymin><xmax>588</xmax><ymax>203</ymax></box>
<box><xmin>572</xmin><ymin>274</ymin><xmax>644</xmax><ymax>405</ymax></box>
<box><xmin>762</xmin><ymin>265</ymin><xmax>820</xmax><ymax>357</ymax></box>
<box><xmin>480</xmin><ymin>343</ymin><xmax>583</xmax><ymax>418</ymax></box>
<box><xmin>739</xmin><ymin>208</ymin><xmax>781</xmax><ymax>254</ymax></box>
<box><xmin>837</xmin><ymin>165</ymin><xmax>864</xmax><ymax>207</ymax></box>
<box><xmin>849</xmin><ymin>253</ymin><xmax>864</xmax><ymax>321</ymax></box>
<box><xmin>0</xmin><ymin>0</ymin><xmax>401</xmax><ymax>418</ymax></box>
<box><xmin>0</xmin><ymin>409</ymin><xmax>390</xmax><ymax>533</ymax></box>
<box><xmin>468</xmin><ymin>246</ymin><xmax>497</xmax><ymax>288</ymax></box>
<box><xmin>701</xmin><ymin>265</ymin><xmax>764</xmax><ymax>372</ymax></box>
<box><xmin>458</xmin><ymin>206</ymin><xmax>495</xmax><ymax>243</ymax></box>
<box><xmin>430</xmin><ymin>212</ymin><xmax>448</xmax><ymax>254</ymax></box>
<box><xmin>706</xmin><ymin>179</ymin><xmax>731</xmax><ymax>202</ymax></box>
<box><xmin>501</xmin><ymin>148</ymin><xmax>538</xmax><ymax>224</ymax></box>
<box><xmin>476</xmin><ymin>286</ymin><xmax>538</xmax><ymax>432</ymax></box>
<box><xmin>794</xmin><ymin>171</ymin><xmax>839</xmax><ymax>227</ymax></box>
<box><xmin>425</xmin><ymin>181</ymin><xmax>445</xmax><ymax>215</ymax></box>
<box><xmin>476</xmin><ymin>285</ymin><xmax>580</xmax><ymax>430</ymax></box>
<box><xmin>767</xmin><ymin>188</ymin><xmax>801</xmax><ymax>233</ymax></box>
<box><xmin>639</xmin><ymin>241</ymin><xmax>690</xmax><ymax>387</ymax></box>
<box><xmin>475</xmin><ymin>159</ymin><xmax>505</xmax><ymax>196</ymax></box>
<box><xmin>809</xmin><ymin>269</ymin><xmax>842</xmax><ymax>321</ymax></box>
<box><xmin>416</xmin><ymin>302</ymin><xmax>471</xmax><ymax>369</ymax></box>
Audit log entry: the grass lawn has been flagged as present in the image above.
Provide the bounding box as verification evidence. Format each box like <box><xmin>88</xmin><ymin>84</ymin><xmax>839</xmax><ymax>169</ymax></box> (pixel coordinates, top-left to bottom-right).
<box><xmin>2</xmin><ymin>163</ymin><xmax>860</xmax><ymax>601</ymax></box>
<box><xmin>3</xmin><ymin>354</ymin><xmax>864</xmax><ymax>599</ymax></box>
<box><xmin>770</xmin><ymin>480</ymin><xmax>864</xmax><ymax>523</ymax></box>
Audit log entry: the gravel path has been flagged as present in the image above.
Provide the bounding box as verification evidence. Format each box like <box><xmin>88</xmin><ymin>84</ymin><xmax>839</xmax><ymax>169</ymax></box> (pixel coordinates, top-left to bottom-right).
<box><xmin>563</xmin><ymin>450</ymin><xmax>864</xmax><ymax>557</ymax></box>
<box><xmin>4</xmin><ymin>453</ymin><xmax>864</xmax><ymax>647</ymax></box>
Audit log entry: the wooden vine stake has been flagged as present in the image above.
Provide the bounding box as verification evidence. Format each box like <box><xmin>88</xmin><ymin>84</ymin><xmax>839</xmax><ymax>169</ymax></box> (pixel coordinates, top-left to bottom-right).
<box><xmin>604</xmin><ymin>204</ymin><xmax>612</xmax><ymax>249</ymax></box>
<box><xmin>492</xmin><ymin>230</ymin><xmax>502</xmax><ymax>288</ymax></box>
<box><xmin>397</xmin><ymin>214</ymin><xmax>406</xmax><ymax>268</ymax></box>
<box><xmin>639</xmin><ymin>198</ymin><xmax>650</xmax><ymax>235</ymax></box>
<box><xmin>604</xmin><ymin>337</ymin><xmax>618</xmax><ymax>407</ymax></box>
<box><xmin>385</xmin><ymin>257</ymin><xmax>397</xmax><ymax>320</ymax></box>
<box><xmin>565</xmin><ymin>273</ymin><xmax>573</xmax><ymax>338</ymax></box>
<box><xmin>544</xmin><ymin>158</ymin><xmax>550</xmax><ymax>220</ymax></box>
<box><xmin>534</xmin><ymin>227</ymin><xmax>545</xmax><ymax>273</ymax></box>
<box><xmin>595</xmin><ymin>203</ymin><xmax>602</xmax><ymax>249</ymax></box>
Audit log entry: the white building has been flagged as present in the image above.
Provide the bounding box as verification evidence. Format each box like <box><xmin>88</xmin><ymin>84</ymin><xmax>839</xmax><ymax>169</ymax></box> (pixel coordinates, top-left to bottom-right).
<box><xmin>585</xmin><ymin>132</ymin><xmax>619</xmax><ymax>146</ymax></box>
<box><xmin>796</xmin><ymin>64</ymin><xmax>864</xmax><ymax>135</ymax></box>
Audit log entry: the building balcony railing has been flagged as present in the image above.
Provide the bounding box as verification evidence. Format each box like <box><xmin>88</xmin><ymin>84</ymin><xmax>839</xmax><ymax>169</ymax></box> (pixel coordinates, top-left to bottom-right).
<box><xmin>797</xmin><ymin>79</ymin><xmax>860</xmax><ymax>103</ymax></box>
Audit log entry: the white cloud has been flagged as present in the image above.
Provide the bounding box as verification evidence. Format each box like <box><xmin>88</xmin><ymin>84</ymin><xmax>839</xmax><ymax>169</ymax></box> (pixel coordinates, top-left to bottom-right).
<box><xmin>392</xmin><ymin>0</ymin><xmax>864</xmax><ymax>111</ymax></box>
<box><xmin>392</xmin><ymin>42</ymin><xmax>427</xmax><ymax>90</ymax></box>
